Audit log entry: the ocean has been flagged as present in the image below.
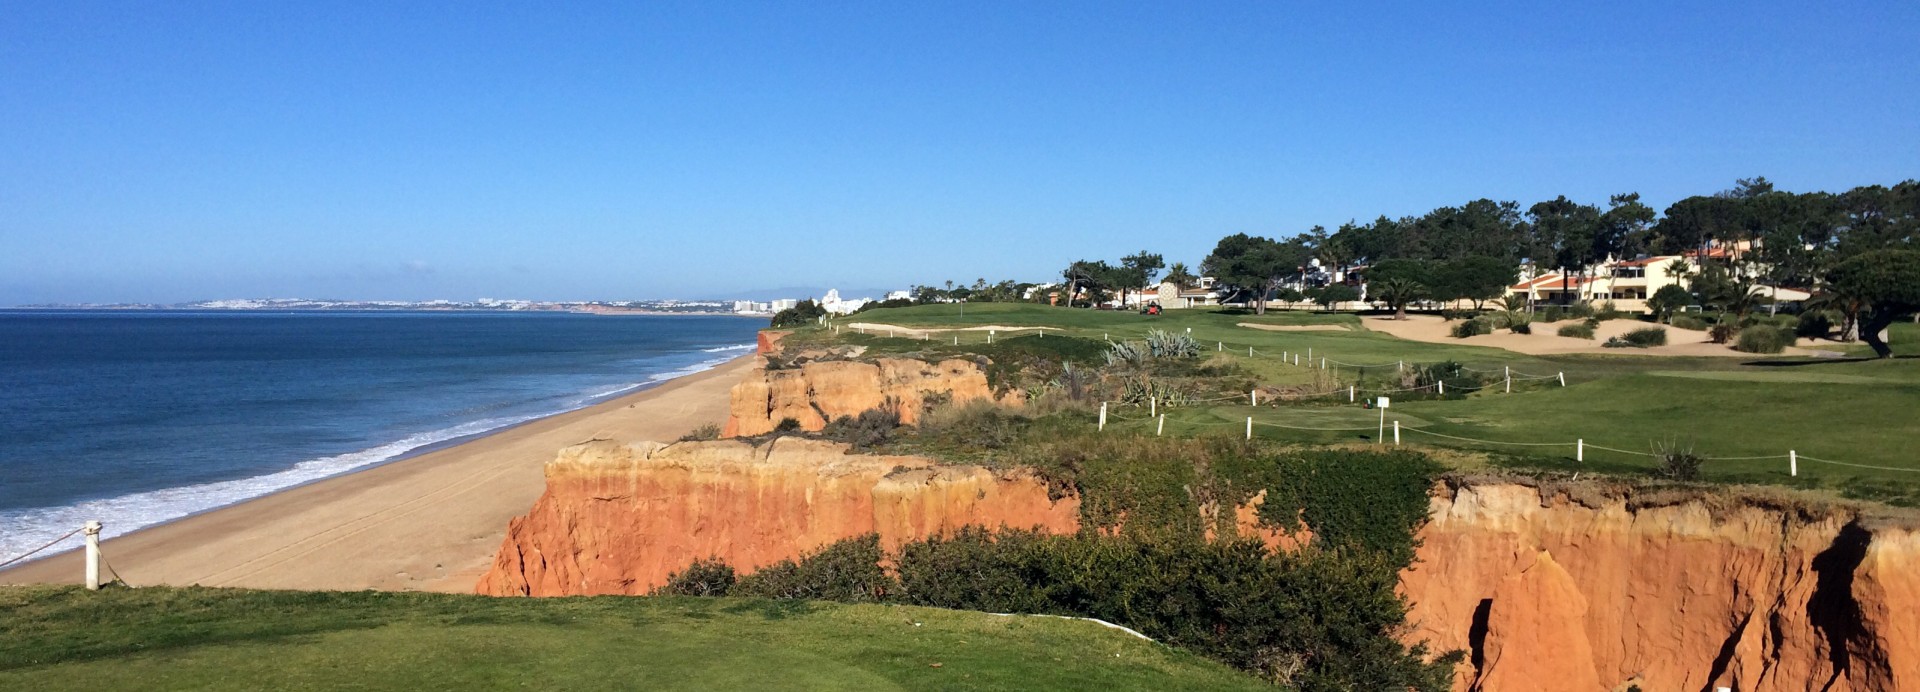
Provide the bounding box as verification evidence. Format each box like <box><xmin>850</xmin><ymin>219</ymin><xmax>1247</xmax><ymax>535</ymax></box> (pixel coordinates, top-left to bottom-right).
<box><xmin>0</xmin><ymin>311</ymin><xmax>761</xmax><ymax>561</ymax></box>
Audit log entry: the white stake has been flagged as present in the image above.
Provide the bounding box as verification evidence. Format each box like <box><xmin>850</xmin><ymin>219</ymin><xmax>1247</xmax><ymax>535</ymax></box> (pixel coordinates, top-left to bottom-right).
<box><xmin>1099</xmin><ymin>402</ymin><xmax>1108</xmax><ymax>431</ymax></box>
<box><xmin>1246</xmin><ymin>416</ymin><xmax>1253</xmax><ymax>440</ymax></box>
<box><xmin>1504</xmin><ymin>365</ymin><xmax>1510</xmax><ymax>379</ymax></box>
<box><xmin>988</xmin><ymin>330</ymin><xmax>994</xmax><ymax>344</ymax></box>
<box><xmin>1248</xmin><ymin>346</ymin><xmax>1254</xmax><ymax>357</ymax></box>
<box><xmin>1377</xmin><ymin>407</ymin><xmax>1386</xmax><ymax>444</ymax></box>
<box><xmin>1250</xmin><ymin>389</ymin><xmax>1258</xmax><ymax>406</ymax></box>
<box><xmin>1307</xmin><ymin>347</ymin><xmax>1312</xmax><ymax>361</ymax></box>
<box><xmin>1505</xmin><ymin>377</ymin><xmax>1511</xmax><ymax>394</ymax></box>
<box><xmin>1398</xmin><ymin>360</ymin><xmax>1404</xmax><ymax>372</ymax></box>
<box><xmin>1349</xmin><ymin>385</ymin><xmax>1355</xmax><ymax>402</ymax></box>
<box><xmin>1558</xmin><ymin>372</ymin><xmax>1566</xmax><ymax>387</ymax></box>
<box><xmin>1393</xmin><ymin>420</ymin><xmax>1401</xmax><ymax>445</ymax></box>
<box><xmin>1321</xmin><ymin>357</ymin><xmax>1327</xmax><ymax>370</ymax></box>
<box><xmin>1790</xmin><ymin>450</ymin><xmax>1798</xmax><ymax>477</ymax></box>
<box><xmin>1151</xmin><ymin>396</ymin><xmax>1157</xmax><ymax>416</ymax></box>
<box><xmin>1576</xmin><ymin>438</ymin><xmax>1584</xmax><ymax>462</ymax></box>
<box><xmin>1218</xmin><ymin>341</ymin><xmax>1222</xmax><ymax>351</ymax></box>
<box><xmin>1438</xmin><ymin>381</ymin><xmax>1445</xmax><ymax>395</ymax></box>
<box><xmin>1157</xmin><ymin>414</ymin><xmax>1165</xmax><ymax>436</ymax></box>
<box><xmin>84</xmin><ymin>520</ymin><xmax>101</xmax><ymax>590</ymax></box>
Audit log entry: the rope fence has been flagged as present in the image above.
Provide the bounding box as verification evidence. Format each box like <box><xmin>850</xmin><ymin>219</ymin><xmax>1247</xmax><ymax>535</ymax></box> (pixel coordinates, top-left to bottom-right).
<box><xmin>0</xmin><ymin>527</ymin><xmax>82</xmax><ymax>570</ymax></box>
<box><xmin>0</xmin><ymin>520</ymin><xmax>128</xmax><ymax>589</ymax></box>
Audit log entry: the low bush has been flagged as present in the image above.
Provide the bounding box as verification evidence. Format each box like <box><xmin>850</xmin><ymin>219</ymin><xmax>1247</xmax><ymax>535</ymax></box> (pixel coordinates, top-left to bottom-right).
<box><xmin>1708</xmin><ymin>322</ymin><xmax>1736</xmax><ymax>344</ymax></box>
<box><xmin>733</xmin><ymin>534</ymin><xmax>895</xmax><ymax>602</ymax></box>
<box><xmin>1509</xmin><ymin>321</ymin><xmax>1531</xmax><ymax>334</ymax></box>
<box><xmin>819</xmin><ymin>407</ymin><xmax>902</xmax><ymax>450</ymax></box>
<box><xmin>1735</xmin><ymin>325</ymin><xmax>1793</xmax><ymax>354</ymax></box>
<box><xmin>1796</xmin><ymin>310</ymin><xmax>1836</xmax><ymax>339</ymax></box>
<box><xmin>1653</xmin><ymin>439</ymin><xmax>1705</xmax><ymax>481</ymax></box>
<box><xmin>1539</xmin><ymin>306</ymin><xmax>1567</xmax><ymax>323</ymax></box>
<box><xmin>1557</xmin><ymin>323</ymin><xmax>1595</xmax><ymax>339</ymax></box>
<box><xmin>1623</xmin><ymin>327</ymin><xmax>1667</xmax><ymax>347</ymax></box>
<box><xmin>1450</xmin><ymin>318</ymin><xmax>1489</xmax><ymax>338</ymax></box>
<box><xmin>652</xmin><ymin>557</ymin><xmax>736</xmax><ymax>597</ymax></box>
<box><xmin>677</xmin><ymin>423</ymin><xmax>721</xmax><ymax>442</ymax></box>
<box><xmin>1567</xmin><ymin>301</ymin><xmax>1596</xmax><ymax>319</ymax></box>
<box><xmin>1671</xmin><ymin>314</ymin><xmax>1709</xmax><ymax>331</ymax></box>
<box><xmin>917</xmin><ymin>399</ymin><xmax>1029</xmax><ymax>449</ymax></box>
<box><xmin>1594</xmin><ymin>300</ymin><xmax>1624</xmax><ymax>321</ymax></box>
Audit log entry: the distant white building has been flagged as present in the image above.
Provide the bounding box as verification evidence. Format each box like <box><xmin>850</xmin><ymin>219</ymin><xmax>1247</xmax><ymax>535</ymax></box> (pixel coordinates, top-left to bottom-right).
<box><xmin>885</xmin><ymin>290</ymin><xmax>912</xmax><ymax>302</ymax></box>
<box><xmin>819</xmin><ymin>289</ymin><xmax>871</xmax><ymax>315</ymax></box>
<box><xmin>769</xmin><ymin>299</ymin><xmax>799</xmax><ymax>312</ymax></box>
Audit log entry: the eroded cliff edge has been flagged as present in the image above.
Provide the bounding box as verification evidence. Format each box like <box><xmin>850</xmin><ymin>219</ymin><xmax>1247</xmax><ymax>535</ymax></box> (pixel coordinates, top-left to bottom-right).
<box><xmin>1405</xmin><ymin>481</ymin><xmax>1919</xmax><ymax>691</ymax></box>
<box><xmin>478</xmin><ymin>438</ymin><xmax>1919</xmax><ymax>690</ymax></box>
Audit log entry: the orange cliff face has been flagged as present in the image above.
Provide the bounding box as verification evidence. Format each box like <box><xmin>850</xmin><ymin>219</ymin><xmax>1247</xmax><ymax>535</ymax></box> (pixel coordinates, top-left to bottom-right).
<box><xmin>722</xmin><ymin>357</ymin><xmax>1000</xmax><ymax>437</ymax></box>
<box><xmin>475</xmin><ymin>437</ymin><xmax>1078</xmax><ymax>596</ymax></box>
<box><xmin>1403</xmin><ymin>482</ymin><xmax>1920</xmax><ymax>692</ymax></box>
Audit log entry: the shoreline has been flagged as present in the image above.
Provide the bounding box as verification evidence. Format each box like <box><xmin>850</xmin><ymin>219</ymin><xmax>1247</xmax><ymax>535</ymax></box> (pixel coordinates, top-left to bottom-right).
<box><xmin>1</xmin><ymin>353</ymin><xmax>757</xmax><ymax>593</ymax></box>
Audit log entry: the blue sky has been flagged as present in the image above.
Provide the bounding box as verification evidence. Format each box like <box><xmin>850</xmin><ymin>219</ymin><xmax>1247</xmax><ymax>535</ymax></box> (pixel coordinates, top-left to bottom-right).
<box><xmin>3</xmin><ymin>2</ymin><xmax>1915</xmax><ymax>304</ymax></box>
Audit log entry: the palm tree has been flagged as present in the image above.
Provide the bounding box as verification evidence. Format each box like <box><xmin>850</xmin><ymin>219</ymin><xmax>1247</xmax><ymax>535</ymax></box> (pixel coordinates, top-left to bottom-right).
<box><xmin>1163</xmin><ymin>262</ymin><xmax>1198</xmax><ymax>289</ymax></box>
<box><xmin>1373</xmin><ymin>278</ymin><xmax>1427</xmax><ymax>320</ymax></box>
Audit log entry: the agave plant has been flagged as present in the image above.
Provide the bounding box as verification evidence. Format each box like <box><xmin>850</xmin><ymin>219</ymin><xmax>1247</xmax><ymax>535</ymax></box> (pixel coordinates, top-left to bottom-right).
<box><xmin>1143</xmin><ymin>329</ymin><xmax>1200</xmax><ymax>358</ymax></box>
<box><xmin>1105</xmin><ymin>340</ymin><xmax>1146</xmax><ymax>367</ymax></box>
<box><xmin>1119</xmin><ymin>377</ymin><xmax>1193</xmax><ymax>407</ymax></box>
<box><xmin>1048</xmin><ymin>361</ymin><xmax>1096</xmax><ymax>401</ymax></box>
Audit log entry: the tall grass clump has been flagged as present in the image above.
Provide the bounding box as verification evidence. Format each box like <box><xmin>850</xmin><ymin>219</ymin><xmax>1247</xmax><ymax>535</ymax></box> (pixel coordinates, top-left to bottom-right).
<box><xmin>1557</xmin><ymin>322</ymin><xmax>1594</xmax><ymax>339</ymax></box>
<box><xmin>1671</xmin><ymin>314</ymin><xmax>1710</xmax><ymax>331</ymax></box>
<box><xmin>1735</xmin><ymin>325</ymin><xmax>1793</xmax><ymax>354</ymax></box>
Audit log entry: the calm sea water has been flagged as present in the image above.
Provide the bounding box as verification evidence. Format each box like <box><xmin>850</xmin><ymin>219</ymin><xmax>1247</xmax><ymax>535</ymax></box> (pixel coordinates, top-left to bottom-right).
<box><xmin>0</xmin><ymin>311</ymin><xmax>760</xmax><ymax>561</ymax></box>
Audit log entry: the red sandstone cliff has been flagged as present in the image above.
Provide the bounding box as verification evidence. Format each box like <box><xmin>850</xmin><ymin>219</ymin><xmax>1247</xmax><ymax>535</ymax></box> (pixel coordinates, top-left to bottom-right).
<box><xmin>475</xmin><ymin>437</ymin><xmax>1078</xmax><ymax>596</ymax></box>
<box><xmin>1403</xmin><ymin>482</ymin><xmax>1920</xmax><ymax>691</ymax></box>
<box><xmin>722</xmin><ymin>357</ymin><xmax>998</xmax><ymax>437</ymax></box>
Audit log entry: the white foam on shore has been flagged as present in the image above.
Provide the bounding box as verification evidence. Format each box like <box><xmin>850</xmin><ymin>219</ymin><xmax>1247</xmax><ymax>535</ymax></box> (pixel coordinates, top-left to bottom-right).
<box><xmin>0</xmin><ymin>344</ymin><xmax>753</xmax><ymax>564</ymax></box>
<box><xmin>701</xmin><ymin>344</ymin><xmax>754</xmax><ymax>353</ymax></box>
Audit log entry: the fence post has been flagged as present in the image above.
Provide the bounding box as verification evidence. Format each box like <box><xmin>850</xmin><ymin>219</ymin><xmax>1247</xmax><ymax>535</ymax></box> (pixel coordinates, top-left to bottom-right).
<box><xmin>1218</xmin><ymin>341</ymin><xmax>1222</xmax><ymax>351</ymax></box>
<box><xmin>988</xmin><ymin>330</ymin><xmax>994</xmax><ymax>344</ymax></box>
<box><xmin>1505</xmin><ymin>365</ymin><xmax>1510</xmax><ymax>379</ymax></box>
<box><xmin>1558</xmin><ymin>372</ymin><xmax>1566</xmax><ymax>387</ymax></box>
<box><xmin>1576</xmin><ymin>439</ymin><xmax>1584</xmax><ymax>462</ymax></box>
<box><xmin>1307</xmin><ymin>347</ymin><xmax>1312</xmax><ymax>361</ymax></box>
<box><xmin>1098</xmin><ymin>402</ymin><xmax>1108</xmax><ymax>431</ymax></box>
<box><xmin>1321</xmin><ymin>357</ymin><xmax>1327</xmax><ymax>370</ymax></box>
<box><xmin>1349</xmin><ymin>385</ymin><xmax>1355</xmax><ymax>403</ymax></box>
<box><xmin>1250</xmin><ymin>390</ymin><xmax>1258</xmax><ymax>406</ymax></box>
<box><xmin>1248</xmin><ymin>346</ymin><xmax>1254</xmax><ymax>357</ymax></box>
<box><xmin>1157</xmin><ymin>414</ymin><xmax>1165</xmax><ymax>436</ymax></box>
<box><xmin>1438</xmin><ymin>381</ymin><xmax>1445</xmax><ymax>395</ymax></box>
<box><xmin>1150</xmin><ymin>396</ymin><xmax>1157</xmax><ymax>416</ymax></box>
<box><xmin>1246</xmin><ymin>417</ymin><xmax>1252</xmax><ymax>440</ymax></box>
<box><xmin>84</xmin><ymin>520</ymin><xmax>102</xmax><ymax>590</ymax></box>
<box><xmin>1398</xmin><ymin>360</ymin><xmax>1404</xmax><ymax>372</ymax></box>
<box><xmin>1790</xmin><ymin>450</ymin><xmax>1798</xmax><ymax>477</ymax></box>
<box><xmin>1505</xmin><ymin>377</ymin><xmax>1511</xmax><ymax>394</ymax></box>
<box><xmin>1393</xmin><ymin>420</ymin><xmax>1401</xmax><ymax>445</ymax></box>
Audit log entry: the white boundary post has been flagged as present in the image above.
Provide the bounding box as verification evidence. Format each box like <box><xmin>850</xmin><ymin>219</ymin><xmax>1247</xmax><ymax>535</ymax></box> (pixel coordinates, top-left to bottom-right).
<box><xmin>1790</xmin><ymin>450</ymin><xmax>1798</xmax><ymax>477</ymax></box>
<box><xmin>988</xmin><ymin>330</ymin><xmax>994</xmax><ymax>344</ymax></box>
<box><xmin>1245</xmin><ymin>416</ymin><xmax>1252</xmax><ymax>440</ymax></box>
<box><xmin>1558</xmin><ymin>372</ymin><xmax>1566</xmax><ymax>387</ymax></box>
<box><xmin>1393</xmin><ymin>420</ymin><xmax>1401</xmax><ymax>445</ymax></box>
<box><xmin>1377</xmin><ymin>407</ymin><xmax>1386</xmax><ymax>444</ymax></box>
<box><xmin>953</xmin><ymin>336</ymin><xmax>958</xmax><ymax>345</ymax></box>
<box><xmin>1157</xmin><ymin>414</ymin><xmax>1165</xmax><ymax>436</ymax></box>
<box><xmin>1098</xmin><ymin>402</ymin><xmax>1108</xmax><ymax>431</ymax></box>
<box><xmin>84</xmin><ymin>520</ymin><xmax>102</xmax><ymax>590</ymax></box>
<box><xmin>1576</xmin><ymin>439</ymin><xmax>1584</xmax><ymax>462</ymax></box>
<box><xmin>1248</xmin><ymin>346</ymin><xmax>1254</xmax><ymax>357</ymax></box>
<box><xmin>1438</xmin><ymin>381</ymin><xmax>1445</xmax><ymax>395</ymax></box>
<box><xmin>1150</xmin><ymin>396</ymin><xmax>1157</xmax><ymax>416</ymax></box>
<box><xmin>1348</xmin><ymin>385</ymin><xmax>1355</xmax><ymax>403</ymax></box>
<box><xmin>1218</xmin><ymin>341</ymin><xmax>1223</xmax><ymax>351</ymax></box>
<box><xmin>1321</xmin><ymin>357</ymin><xmax>1327</xmax><ymax>369</ymax></box>
<box><xmin>1505</xmin><ymin>377</ymin><xmax>1511</xmax><ymax>394</ymax></box>
<box><xmin>1250</xmin><ymin>390</ymin><xmax>1257</xmax><ymax>406</ymax></box>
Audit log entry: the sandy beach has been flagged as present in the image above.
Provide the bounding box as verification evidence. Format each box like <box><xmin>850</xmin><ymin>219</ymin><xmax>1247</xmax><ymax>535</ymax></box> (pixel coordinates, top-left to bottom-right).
<box><xmin>1</xmin><ymin>355</ymin><xmax>754</xmax><ymax>593</ymax></box>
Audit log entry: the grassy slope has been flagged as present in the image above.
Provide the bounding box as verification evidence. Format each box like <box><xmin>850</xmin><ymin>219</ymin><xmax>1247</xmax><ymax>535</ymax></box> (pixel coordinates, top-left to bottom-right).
<box><xmin>834</xmin><ymin>303</ymin><xmax>1920</xmax><ymax>504</ymax></box>
<box><xmin>0</xmin><ymin>586</ymin><xmax>1266</xmax><ymax>691</ymax></box>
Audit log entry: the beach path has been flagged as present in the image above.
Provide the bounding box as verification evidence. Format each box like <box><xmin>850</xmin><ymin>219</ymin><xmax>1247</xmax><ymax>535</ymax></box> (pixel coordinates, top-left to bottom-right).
<box><xmin>1</xmin><ymin>356</ymin><xmax>754</xmax><ymax>593</ymax></box>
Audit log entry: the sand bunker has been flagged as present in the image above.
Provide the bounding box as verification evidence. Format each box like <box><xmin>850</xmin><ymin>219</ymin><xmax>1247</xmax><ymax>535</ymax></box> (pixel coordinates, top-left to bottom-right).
<box><xmin>1237</xmin><ymin>322</ymin><xmax>1351</xmax><ymax>333</ymax></box>
<box><xmin>1362</xmin><ymin>314</ymin><xmax>1817</xmax><ymax>357</ymax></box>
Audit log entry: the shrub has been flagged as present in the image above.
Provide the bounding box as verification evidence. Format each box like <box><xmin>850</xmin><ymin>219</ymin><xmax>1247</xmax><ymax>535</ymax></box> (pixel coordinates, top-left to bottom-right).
<box><xmin>1623</xmin><ymin>327</ymin><xmax>1667</xmax><ymax>347</ymax></box>
<box><xmin>1143</xmin><ymin>329</ymin><xmax>1200</xmax><ymax>358</ymax></box>
<box><xmin>773</xmin><ymin>417</ymin><xmax>802</xmax><ymax>433</ymax></box>
<box><xmin>1671</xmin><ymin>314</ymin><xmax>1709</xmax><ymax>331</ymax></box>
<box><xmin>918</xmin><ymin>399</ymin><xmax>1028</xmax><ymax>449</ymax></box>
<box><xmin>652</xmin><ymin>557</ymin><xmax>735</xmax><ymax>596</ymax></box>
<box><xmin>1795</xmin><ymin>310</ymin><xmax>1835</xmax><ymax>339</ymax></box>
<box><xmin>734</xmin><ymin>534</ymin><xmax>894</xmax><ymax>602</ymax></box>
<box><xmin>1567</xmin><ymin>301</ymin><xmax>1596</xmax><ymax>319</ymax></box>
<box><xmin>677</xmin><ymin>423</ymin><xmax>721</xmax><ymax>442</ymax></box>
<box><xmin>819</xmin><ymin>406</ymin><xmax>901</xmax><ymax>449</ymax></box>
<box><xmin>1509</xmin><ymin>320</ymin><xmax>1531</xmax><ymax>334</ymax></box>
<box><xmin>1735</xmin><ymin>325</ymin><xmax>1793</xmax><ymax>354</ymax></box>
<box><xmin>1539</xmin><ymin>305</ymin><xmax>1566</xmax><ymax>323</ymax></box>
<box><xmin>1486</xmin><ymin>311</ymin><xmax>1512</xmax><ymax>330</ymax></box>
<box><xmin>1708</xmin><ymin>322</ymin><xmax>1736</xmax><ymax>344</ymax></box>
<box><xmin>1557</xmin><ymin>323</ymin><xmax>1595</xmax><ymax>339</ymax></box>
<box><xmin>1595</xmin><ymin>300</ymin><xmax>1623</xmax><ymax>321</ymax></box>
<box><xmin>1450</xmin><ymin>318</ymin><xmax>1489</xmax><ymax>338</ymax></box>
<box><xmin>1653</xmin><ymin>439</ymin><xmax>1704</xmax><ymax>481</ymax></box>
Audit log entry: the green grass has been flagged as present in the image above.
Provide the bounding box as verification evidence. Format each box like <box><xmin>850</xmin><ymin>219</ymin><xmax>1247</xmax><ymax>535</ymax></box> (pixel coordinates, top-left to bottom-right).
<box><xmin>0</xmin><ymin>586</ymin><xmax>1266</xmax><ymax>691</ymax></box>
<box><xmin>836</xmin><ymin>303</ymin><xmax>1920</xmax><ymax>504</ymax></box>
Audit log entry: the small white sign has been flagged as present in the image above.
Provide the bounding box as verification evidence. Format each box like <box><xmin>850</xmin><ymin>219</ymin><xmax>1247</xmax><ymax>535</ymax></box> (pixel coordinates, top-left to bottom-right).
<box><xmin>1377</xmin><ymin>397</ymin><xmax>1391</xmax><ymax>409</ymax></box>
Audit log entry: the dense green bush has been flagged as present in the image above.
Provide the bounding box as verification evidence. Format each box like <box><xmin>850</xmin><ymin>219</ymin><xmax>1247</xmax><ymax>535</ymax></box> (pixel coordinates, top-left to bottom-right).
<box><xmin>819</xmin><ymin>407</ymin><xmax>902</xmax><ymax>450</ymax></box>
<box><xmin>677</xmin><ymin>423</ymin><xmax>721</xmax><ymax>442</ymax></box>
<box><xmin>1623</xmin><ymin>326</ymin><xmax>1667</xmax><ymax>346</ymax></box>
<box><xmin>1450</xmin><ymin>318</ymin><xmax>1489</xmax><ymax>338</ymax></box>
<box><xmin>1671</xmin><ymin>314</ymin><xmax>1709</xmax><ymax>331</ymax></box>
<box><xmin>770</xmin><ymin>300</ymin><xmax>827</xmax><ymax>328</ymax></box>
<box><xmin>1557</xmin><ymin>323</ymin><xmax>1595</xmax><ymax>339</ymax></box>
<box><xmin>1539</xmin><ymin>305</ymin><xmax>1566</xmax><ymax>323</ymax></box>
<box><xmin>1796</xmin><ymin>310</ymin><xmax>1836</xmax><ymax>339</ymax></box>
<box><xmin>1509</xmin><ymin>320</ymin><xmax>1531</xmax><ymax>334</ymax></box>
<box><xmin>652</xmin><ymin>557</ymin><xmax>736</xmax><ymax>597</ymax></box>
<box><xmin>1708</xmin><ymin>322</ymin><xmax>1736</xmax><ymax>344</ymax></box>
<box><xmin>1735</xmin><ymin>325</ymin><xmax>1793</xmax><ymax>354</ymax></box>
<box><xmin>1567</xmin><ymin>301</ymin><xmax>1596</xmax><ymax>319</ymax></box>
<box><xmin>733</xmin><ymin>534</ymin><xmax>895</xmax><ymax>602</ymax></box>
